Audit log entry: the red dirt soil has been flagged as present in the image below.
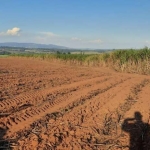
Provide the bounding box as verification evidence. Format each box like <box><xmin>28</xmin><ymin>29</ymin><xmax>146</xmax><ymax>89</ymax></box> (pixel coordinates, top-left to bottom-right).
<box><xmin>0</xmin><ymin>58</ymin><xmax>150</xmax><ymax>150</ymax></box>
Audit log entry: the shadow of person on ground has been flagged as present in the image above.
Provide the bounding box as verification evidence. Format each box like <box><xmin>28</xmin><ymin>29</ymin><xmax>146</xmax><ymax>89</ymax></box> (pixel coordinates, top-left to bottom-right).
<box><xmin>0</xmin><ymin>126</ymin><xmax>10</xmax><ymax>150</ymax></box>
<box><xmin>0</xmin><ymin>115</ymin><xmax>12</xmax><ymax>150</ymax></box>
<box><xmin>122</xmin><ymin>111</ymin><xmax>150</xmax><ymax>150</ymax></box>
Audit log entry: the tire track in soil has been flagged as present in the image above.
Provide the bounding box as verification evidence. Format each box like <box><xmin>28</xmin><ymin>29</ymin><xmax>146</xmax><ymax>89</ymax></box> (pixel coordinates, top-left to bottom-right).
<box><xmin>4</xmin><ymin>76</ymin><xmax>130</xmax><ymax>149</ymax></box>
<box><xmin>19</xmin><ymin>78</ymin><xmax>148</xmax><ymax>150</ymax></box>
<box><xmin>14</xmin><ymin>77</ymin><xmax>134</xmax><ymax>150</ymax></box>
<box><xmin>57</xmin><ymin>77</ymin><xmax>136</xmax><ymax>126</ymax></box>
<box><xmin>0</xmin><ymin>74</ymin><xmax>108</xmax><ymax>113</ymax></box>
<box><xmin>4</xmin><ymin>76</ymin><xmax>128</xmax><ymax>137</ymax></box>
<box><xmin>49</xmin><ymin>76</ymin><xmax>133</xmax><ymax>127</ymax></box>
<box><xmin>1</xmin><ymin>58</ymin><xmax>108</xmax><ymax>101</ymax></box>
<box><xmin>0</xmin><ymin>72</ymin><xmax>105</xmax><ymax>101</ymax></box>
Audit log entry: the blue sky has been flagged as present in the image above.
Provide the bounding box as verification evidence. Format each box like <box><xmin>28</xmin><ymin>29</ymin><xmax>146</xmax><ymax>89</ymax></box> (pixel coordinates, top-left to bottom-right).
<box><xmin>0</xmin><ymin>0</ymin><xmax>150</xmax><ymax>49</ymax></box>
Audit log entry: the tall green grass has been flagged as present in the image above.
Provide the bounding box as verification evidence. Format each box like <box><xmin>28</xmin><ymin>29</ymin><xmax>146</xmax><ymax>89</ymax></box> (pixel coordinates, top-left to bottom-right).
<box><xmin>11</xmin><ymin>47</ymin><xmax>150</xmax><ymax>75</ymax></box>
<box><xmin>109</xmin><ymin>48</ymin><xmax>150</xmax><ymax>74</ymax></box>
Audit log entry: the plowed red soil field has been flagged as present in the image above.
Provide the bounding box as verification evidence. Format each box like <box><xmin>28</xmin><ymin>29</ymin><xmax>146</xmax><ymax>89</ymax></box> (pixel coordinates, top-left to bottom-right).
<box><xmin>1</xmin><ymin>58</ymin><xmax>150</xmax><ymax>150</ymax></box>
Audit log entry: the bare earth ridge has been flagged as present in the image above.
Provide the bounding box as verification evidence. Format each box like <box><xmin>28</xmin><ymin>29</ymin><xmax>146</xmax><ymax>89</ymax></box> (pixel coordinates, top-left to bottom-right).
<box><xmin>0</xmin><ymin>58</ymin><xmax>150</xmax><ymax>150</ymax></box>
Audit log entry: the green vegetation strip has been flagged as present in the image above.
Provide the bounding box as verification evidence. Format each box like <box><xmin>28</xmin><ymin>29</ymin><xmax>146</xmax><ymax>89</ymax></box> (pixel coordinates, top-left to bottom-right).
<box><xmin>11</xmin><ymin>47</ymin><xmax>150</xmax><ymax>75</ymax></box>
<box><xmin>0</xmin><ymin>55</ymin><xmax>9</xmax><ymax>58</ymax></box>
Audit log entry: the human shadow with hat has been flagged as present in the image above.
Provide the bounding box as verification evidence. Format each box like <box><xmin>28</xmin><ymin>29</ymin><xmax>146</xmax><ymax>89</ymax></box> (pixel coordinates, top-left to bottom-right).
<box><xmin>122</xmin><ymin>111</ymin><xmax>150</xmax><ymax>150</ymax></box>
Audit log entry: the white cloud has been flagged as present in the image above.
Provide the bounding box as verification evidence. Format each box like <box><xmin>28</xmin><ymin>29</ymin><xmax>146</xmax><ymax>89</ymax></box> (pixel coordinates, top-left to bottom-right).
<box><xmin>71</xmin><ymin>37</ymin><xmax>103</xmax><ymax>44</ymax></box>
<box><xmin>145</xmin><ymin>40</ymin><xmax>150</xmax><ymax>44</ymax></box>
<box><xmin>40</xmin><ymin>32</ymin><xmax>59</xmax><ymax>37</ymax></box>
<box><xmin>71</xmin><ymin>37</ymin><xmax>82</xmax><ymax>41</ymax></box>
<box><xmin>34</xmin><ymin>32</ymin><xmax>60</xmax><ymax>44</ymax></box>
<box><xmin>0</xmin><ymin>27</ymin><xmax>21</xmax><ymax>36</ymax></box>
<box><xmin>89</xmin><ymin>39</ymin><xmax>103</xmax><ymax>44</ymax></box>
<box><xmin>7</xmin><ymin>27</ymin><xmax>21</xmax><ymax>36</ymax></box>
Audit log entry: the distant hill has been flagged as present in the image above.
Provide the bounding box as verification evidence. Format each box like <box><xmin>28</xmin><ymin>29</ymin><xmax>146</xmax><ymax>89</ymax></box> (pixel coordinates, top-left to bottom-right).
<box><xmin>0</xmin><ymin>42</ymin><xmax>68</xmax><ymax>49</ymax></box>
